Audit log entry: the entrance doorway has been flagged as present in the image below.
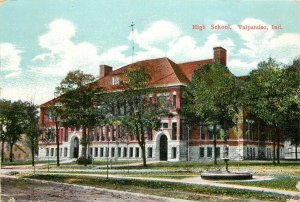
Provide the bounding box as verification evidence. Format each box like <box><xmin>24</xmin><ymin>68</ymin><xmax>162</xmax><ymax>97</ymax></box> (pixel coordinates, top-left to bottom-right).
<box><xmin>159</xmin><ymin>135</ymin><xmax>168</xmax><ymax>161</ymax></box>
<box><xmin>73</xmin><ymin>137</ymin><xmax>79</xmax><ymax>158</ymax></box>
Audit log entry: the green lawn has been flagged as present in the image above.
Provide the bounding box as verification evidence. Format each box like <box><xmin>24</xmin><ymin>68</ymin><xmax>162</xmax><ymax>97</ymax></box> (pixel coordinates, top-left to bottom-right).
<box><xmin>225</xmin><ymin>176</ymin><xmax>300</xmax><ymax>191</ymax></box>
<box><xmin>1</xmin><ymin>160</ymin><xmax>56</xmax><ymax>166</ymax></box>
<box><xmin>25</xmin><ymin>174</ymin><xmax>290</xmax><ymax>201</ymax></box>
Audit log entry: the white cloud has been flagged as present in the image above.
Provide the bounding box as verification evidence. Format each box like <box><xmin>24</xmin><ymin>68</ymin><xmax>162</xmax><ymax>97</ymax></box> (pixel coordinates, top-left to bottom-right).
<box><xmin>99</xmin><ymin>45</ymin><xmax>130</xmax><ymax>67</ymax></box>
<box><xmin>4</xmin><ymin>71</ymin><xmax>21</xmax><ymax>78</ymax></box>
<box><xmin>167</xmin><ymin>34</ymin><xmax>235</xmax><ymax>62</ymax></box>
<box><xmin>131</xmin><ymin>20</ymin><xmax>182</xmax><ymax>50</ymax></box>
<box><xmin>135</xmin><ymin>21</ymin><xmax>235</xmax><ymax>63</ymax></box>
<box><xmin>0</xmin><ymin>43</ymin><xmax>22</xmax><ymax>72</ymax></box>
<box><xmin>31</xmin><ymin>19</ymin><xmax>100</xmax><ymax>76</ymax></box>
<box><xmin>233</xmin><ymin>18</ymin><xmax>300</xmax><ymax>65</ymax></box>
<box><xmin>228</xmin><ymin>59</ymin><xmax>258</xmax><ymax>76</ymax></box>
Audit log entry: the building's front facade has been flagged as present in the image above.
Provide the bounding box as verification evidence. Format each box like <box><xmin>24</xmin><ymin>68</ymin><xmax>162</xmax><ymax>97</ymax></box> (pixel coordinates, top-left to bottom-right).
<box><xmin>38</xmin><ymin>47</ymin><xmax>284</xmax><ymax>162</ymax></box>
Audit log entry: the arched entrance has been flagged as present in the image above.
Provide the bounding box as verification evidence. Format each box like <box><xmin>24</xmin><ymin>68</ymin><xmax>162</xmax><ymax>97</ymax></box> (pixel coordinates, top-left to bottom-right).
<box><xmin>72</xmin><ymin>137</ymin><xmax>79</xmax><ymax>158</ymax></box>
<box><xmin>159</xmin><ymin>135</ymin><xmax>168</xmax><ymax>161</ymax></box>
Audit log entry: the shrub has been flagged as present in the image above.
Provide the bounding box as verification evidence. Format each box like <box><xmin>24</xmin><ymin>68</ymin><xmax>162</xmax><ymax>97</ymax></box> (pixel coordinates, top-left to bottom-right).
<box><xmin>77</xmin><ymin>156</ymin><xmax>92</xmax><ymax>165</ymax></box>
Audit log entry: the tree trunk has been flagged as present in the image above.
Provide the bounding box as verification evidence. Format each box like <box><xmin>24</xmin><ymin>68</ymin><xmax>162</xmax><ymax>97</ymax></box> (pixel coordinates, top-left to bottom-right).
<box><xmin>296</xmin><ymin>143</ymin><xmax>298</xmax><ymax>160</ymax></box>
<box><xmin>136</xmin><ymin>117</ymin><xmax>147</xmax><ymax>167</ymax></box>
<box><xmin>297</xmin><ymin>119</ymin><xmax>300</xmax><ymax>160</ymax></box>
<box><xmin>9</xmin><ymin>143</ymin><xmax>13</xmax><ymax>162</ymax></box>
<box><xmin>213</xmin><ymin>132</ymin><xmax>217</xmax><ymax>165</ymax></box>
<box><xmin>276</xmin><ymin>126</ymin><xmax>280</xmax><ymax>164</ymax></box>
<box><xmin>55</xmin><ymin>121</ymin><xmax>60</xmax><ymax>167</ymax></box>
<box><xmin>1</xmin><ymin>140</ymin><xmax>4</xmax><ymax>163</ymax></box>
<box><xmin>141</xmin><ymin>144</ymin><xmax>146</xmax><ymax>167</ymax></box>
<box><xmin>272</xmin><ymin>131</ymin><xmax>276</xmax><ymax>165</ymax></box>
<box><xmin>82</xmin><ymin>126</ymin><xmax>87</xmax><ymax>166</ymax></box>
<box><xmin>31</xmin><ymin>144</ymin><xmax>35</xmax><ymax>167</ymax></box>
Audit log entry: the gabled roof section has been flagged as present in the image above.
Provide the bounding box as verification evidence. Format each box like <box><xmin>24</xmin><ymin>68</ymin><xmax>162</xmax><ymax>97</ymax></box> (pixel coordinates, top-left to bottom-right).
<box><xmin>94</xmin><ymin>57</ymin><xmax>200</xmax><ymax>91</ymax></box>
<box><xmin>178</xmin><ymin>59</ymin><xmax>214</xmax><ymax>81</ymax></box>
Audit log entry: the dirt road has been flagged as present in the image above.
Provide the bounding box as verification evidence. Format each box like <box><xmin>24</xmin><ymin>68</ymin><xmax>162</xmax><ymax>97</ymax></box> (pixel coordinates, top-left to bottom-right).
<box><xmin>1</xmin><ymin>176</ymin><xmax>189</xmax><ymax>202</ymax></box>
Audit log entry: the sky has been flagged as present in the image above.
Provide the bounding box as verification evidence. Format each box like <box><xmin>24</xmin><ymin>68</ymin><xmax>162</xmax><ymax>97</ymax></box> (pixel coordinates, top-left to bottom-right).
<box><xmin>0</xmin><ymin>0</ymin><xmax>300</xmax><ymax>105</ymax></box>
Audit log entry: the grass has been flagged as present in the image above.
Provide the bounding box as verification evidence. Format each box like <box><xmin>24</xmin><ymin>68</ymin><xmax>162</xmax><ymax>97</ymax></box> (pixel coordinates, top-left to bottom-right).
<box><xmin>25</xmin><ymin>174</ymin><xmax>290</xmax><ymax>201</ymax></box>
<box><xmin>225</xmin><ymin>176</ymin><xmax>300</xmax><ymax>191</ymax></box>
<box><xmin>1</xmin><ymin>160</ymin><xmax>56</xmax><ymax>166</ymax></box>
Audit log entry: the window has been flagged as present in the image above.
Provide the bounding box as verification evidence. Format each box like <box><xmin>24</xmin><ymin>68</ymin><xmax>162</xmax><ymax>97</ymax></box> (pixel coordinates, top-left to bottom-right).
<box><xmin>172</xmin><ymin>94</ymin><xmax>176</xmax><ymax>108</ymax></box>
<box><xmin>95</xmin><ymin>148</ymin><xmax>98</xmax><ymax>157</ymax></box>
<box><xmin>199</xmin><ymin>147</ymin><xmax>205</xmax><ymax>158</ymax></box>
<box><xmin>208</xmin><ymin>130</ymin><xmax>214</xmax><ymax>140</ymax></box>
<box><xmin>223</xmin><ymin>146</ymin><xmax>229</xmax><ymax>158</ymax></box>
<box><xmin>130</xmin><ymin>132</ymin><xmax>134</xmax><ymax>141</ymax></box>
<box><xmin>149</xmin><ymin>97</ymin><xmax>153</xmax><ymax>111</ymax></box>
<box><xmin>112</xmin><ymin>126</ymin><xmax>116</xmax><ymax>141</ymax></box>
<box><xmin>157</xmin><ymin>94</ymin><xmax>170</xmax><ymax>110</ymax></box>
<box><xmin>123</xmin><ymin>147</ymin><xmax>127</xmax><ymax>157</ymax></box>
<box><xmin>129</xmin><ymin>147</ymin><xmax>133</xmax><ymax>157</ymax></box>
<box><xmin>64</xmin><ymin>127</ymin><xmax>68</xmax><ymax>142</ymax></box>
<box><xmin>51</xmin><ymin>148</ymin><xmax>54</xmax><ymax>156</ymax></box>
<box><xmin>120</xmin><ymin>100</ymin><xmax>125</xmax><ymax>115</ymax></box>
<box><xmin>162</xmin><ymin>123</ymin><xmax>168</xmax><ymax>129</ymax></box>
<box><xmin>46</xmin><ymin>148</ymin><xmax>49</xmax><ymax>156</ymax></box>
<box><xmin>215</xmin><ymin>147</ymin><xmax>220</xmax><ymax>158</ymax></box>
<box><xmin>200</xmin><ymin>124</ymin><xmax>205</xmax><ymax>140</ymax></box>
<box><xmin>96</xmin><ymin>127</ymin><xmax>100</xmax><ymax>141</ymax></box>
<box><xmin>135</xmin><ymin>147</ymin><xmax>139</xmax><ymax>158</ymax></box>
<box><xmin>147</xmin><ymin>128</ymin><xmax>153</xmax><ymax>140</ymax></box>
<box><xmin>89</xmin><ymin>148</ymin><xmax>93</xmax><ymax>156</ymax></box>
<box><xmin>147</xmin><ymin>147</ymin><xmax>153</xmax><ymax>158</ymax></box>
<box><xmin>111</xmin><ymin>147</ymin><xmax>115</xmax><ymax>157</ymax></box>
<box><xmin>112</xmin><ymin>77</ymin><xmax>120</xmax><ymax>85</ymax></box>
<box><xmin>100</xmin><ymin>127</ymin><xmax>104</xmax><ymax>141</ymax></box>
<box><xmin>100</xmin><ymin>148</ymin><xmax>104</xmax><ymax>157</ymax></box>
<box><xmin>64</xmin><ymin>148</ymin><xmax>68</xmax><ymax>157</ymax></box>
<box><xmin>118</xmin><ymin>147</ymin><xmax>121</xmax><ymax>157</ymax></box>
<box><xmin>207</xmin><ymin>147</ymin><xmax>212</xmax><ymax>158</ymax></box>
<box><xmin>105</xmin><ymin>147</ymin><xmax>109</xmax><ymax>157</ymax></box>
<box><xmin>172</xmin><ymin>147</ymin><xmax>177</xmax><ymax>159</ymax></box>
<box><xmin>47</xmin><ymin>112</ymin><xmax>53</xmax><ymax>121</ymax></box>
<box><xmin>172</xmin><ymin>122</ymin><xmax>177</xmax><ymax>140</ymax></box>
<box><xmin>89</xmin><ymin>128</ymin><xmax>94</xmax><ymax>142</ymax></box>
<box><xmin>118</xmin><ymin>126</ymin><xmax>122</xmax><ymax>140</ymax></box>
<box><xmin>60</xmin><ymin>148</ymin><xmax>62</xmax><ymax>157</ymax></box>
<box><xmin>106</xmin><ymin>125</ymin><xmax>110</xmax><ymax>141</ymax></box>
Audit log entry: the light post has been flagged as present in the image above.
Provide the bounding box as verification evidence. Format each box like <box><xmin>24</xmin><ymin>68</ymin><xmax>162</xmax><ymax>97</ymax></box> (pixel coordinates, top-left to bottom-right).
<box><xmin>208</xmin><ymin>124</ymin><xmax>221</xmax><ymax>165</ymax></box>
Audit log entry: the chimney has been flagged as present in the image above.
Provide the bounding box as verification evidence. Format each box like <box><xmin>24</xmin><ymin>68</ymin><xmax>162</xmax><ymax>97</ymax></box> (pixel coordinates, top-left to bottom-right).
<box><xmin>99</xmin><ymin>65</ymin><xmax>112</xmax><ymax>79</ymax></box>
<box><xmin>213</xmin><ymin>47</ymin><xmax>227</xmax><ymax>66</ymax></box>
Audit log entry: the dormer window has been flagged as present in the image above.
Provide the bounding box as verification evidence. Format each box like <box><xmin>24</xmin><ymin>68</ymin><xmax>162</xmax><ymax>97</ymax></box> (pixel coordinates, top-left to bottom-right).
<box><xmin>112</xmin><ymin>77</ymin><xmax>120</xmax><ymax>85</ymax></box>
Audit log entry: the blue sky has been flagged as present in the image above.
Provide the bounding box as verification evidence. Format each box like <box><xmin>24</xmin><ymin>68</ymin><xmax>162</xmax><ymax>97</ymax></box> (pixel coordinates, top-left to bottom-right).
<box><xmin>0</xmin><ymin>0</ymin><xmax>300</xmax><ymax>104</ymax></box>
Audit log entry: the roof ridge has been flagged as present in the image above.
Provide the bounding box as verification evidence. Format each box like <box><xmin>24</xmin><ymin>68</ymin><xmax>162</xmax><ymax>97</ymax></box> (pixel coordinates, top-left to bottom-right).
<box><xmin>178</xmin><ymin>58</ymin><xmax>213</xmax><ymax>65</ymax></box>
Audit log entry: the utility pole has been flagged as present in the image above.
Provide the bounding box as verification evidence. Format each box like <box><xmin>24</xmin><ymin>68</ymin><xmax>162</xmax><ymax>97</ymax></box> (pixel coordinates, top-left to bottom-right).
<box><xmin>129</xmin><ymin>22</ymin><xmax>135</xmax><ymax>64</ymax></box>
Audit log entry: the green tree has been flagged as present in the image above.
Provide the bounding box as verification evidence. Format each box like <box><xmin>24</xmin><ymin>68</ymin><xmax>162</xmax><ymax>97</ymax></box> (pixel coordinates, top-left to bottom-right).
<box><xmin>183</xmin><ymin>61</ymin><xmax>243</xmax><ymax>165</ymax></box>
<box><xmin>47</xmin><ymin>104</ymin><xmax>63</xmax><ymax>166</ymax></box>
<box><xmin>245</xmin><ymin>58</ymin><xmax>290</xmax><ymax>164</ymax></box>
<box><xmin>0</xmin><ymin>99</ymin><xmax>10</xmax><ymax>162</ymax></box>
<box><xmin>283</xmin><ymin>57</ymin><xmax>300</xmax><ymax>159</ymax></box>
<box><xmin>113</xmin><ymin>66</ymin><xmax>168</xmax><ymax>167</ymax></box>
<box><xmin>24</xmin><ymin>101</ymin><xmax>39</xmax><ymax>166</ymax></box>
<box><xmin>55</xmin><ymin>70</ymin><xmax>100</xmax><ymax>166</ymax></box>
<box><xmin>4</xmin><ymin>100</ymin><xmax>27</xmax><ymax>162</ymax></box>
